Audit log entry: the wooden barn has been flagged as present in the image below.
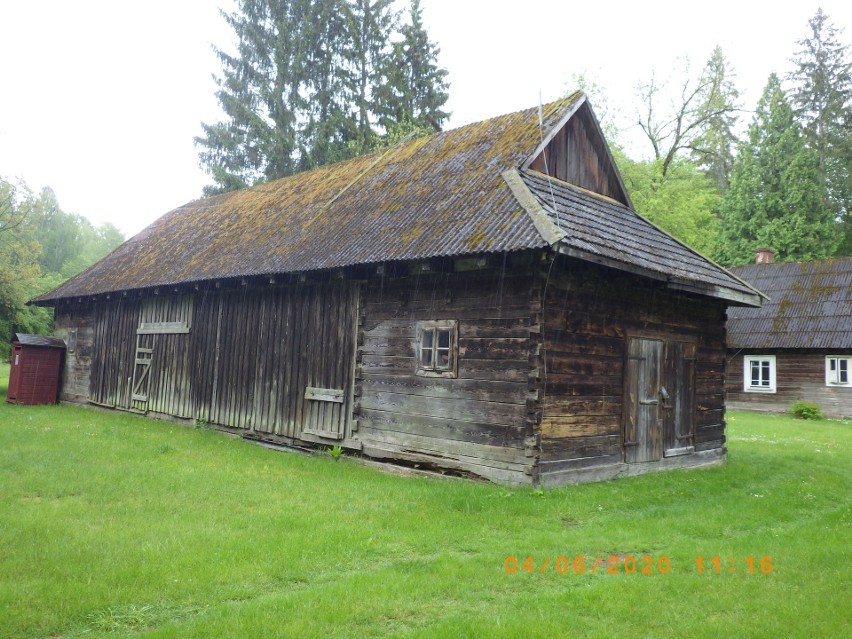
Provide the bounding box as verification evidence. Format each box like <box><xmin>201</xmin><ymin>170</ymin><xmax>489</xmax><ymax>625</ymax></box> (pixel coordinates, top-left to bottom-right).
<box><xmin>727</xmin><ymin>251</ymin><xmax>852</xmax><ymax>419</ymax></box>
<box><xmin>32</xmin><ymin>94</ymin><xmax>764</xmax><ymax>486</ymax></box>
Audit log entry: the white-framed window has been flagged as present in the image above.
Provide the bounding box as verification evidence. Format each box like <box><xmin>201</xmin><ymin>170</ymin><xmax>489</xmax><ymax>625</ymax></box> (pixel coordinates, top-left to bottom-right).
<box><xmin>416</xmin><ymin>320</ymin><xmax>458</xmax><ymax>378</ymax></box>
<box><xmin>744</xmin><ymin>355</ymin><xmax>776</xmax><ymax>393</ymax></box>
<box><xmin>825</xmin><ymin>356</ymin><xmax>851</xmax><ymax>386</ymax></box>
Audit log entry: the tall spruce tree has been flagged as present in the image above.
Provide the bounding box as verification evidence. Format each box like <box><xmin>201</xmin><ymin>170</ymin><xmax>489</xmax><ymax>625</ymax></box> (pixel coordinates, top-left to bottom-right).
<box><xmin>787</xmin><ymin>8</ymin><xmax>852</xmax><ymax>254</ymax></box>
<box><xmin>196</xmin><ymin>0</ymin><xmax>306</xmax><ymax>195</ymax></box>
<box><xmin>375</xmin><ymin>0</ymin><xmax>449</xmax><ymax>134</ymax></box>
<box><xmin>343</xmin><ymin>0</ymin><xmax>399</xmax><ymax>153</ymax></box>
<box><xmin>717</xmin><ymin>74</ymin><xmax>836</xmax><ymax>265</ymax></box>
<box><xmin>196</xmin><ymin>0</ymin><xmax>449</xmax><ymax>195</ymax></box>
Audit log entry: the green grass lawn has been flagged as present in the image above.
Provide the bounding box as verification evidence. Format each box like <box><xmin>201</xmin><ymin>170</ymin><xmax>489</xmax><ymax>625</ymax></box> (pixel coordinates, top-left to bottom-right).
<box><xmin>1</xmin><ymin>362</ymin><xmax>849</xmax><ymax>638</ymax></box>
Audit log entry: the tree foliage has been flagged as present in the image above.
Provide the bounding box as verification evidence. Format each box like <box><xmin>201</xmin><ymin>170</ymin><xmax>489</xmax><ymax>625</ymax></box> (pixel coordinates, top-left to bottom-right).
<box><xmin>0</xmin><ymin>177</ymin><xmax>124</xmax><ymax>352</ymax></box>
<box><xmin>787</xmin><ymin>8</ymin><xmax>852</xmax><ymax>254</ymax></box>
<box><xmin>717</xmin><ymin>74</ymin><xmax>836</xmax><ymax>265</ymax></box>
<box><xmin>635</xmin><ymin>48</ymin><xmax>741</xmax><ymax>180</ymax></box>
<box><xmin>613</xmin><ymin>148</ymin><xmax>720</xmax><ymax>258</ymax></box>
<box><xmin>196</xmin><ymin>0</ymin><xmax>449</xmax><ymax>196</ymax></box>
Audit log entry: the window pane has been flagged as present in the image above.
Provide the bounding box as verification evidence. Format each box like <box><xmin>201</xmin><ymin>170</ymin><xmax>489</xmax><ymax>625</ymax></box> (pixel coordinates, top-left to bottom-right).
<box><xmin>420</xmin><ymin>347</ymin><xmax>433</xmax><ymax>367</ymax></box>
<box><xmin>840</xmin><ymin>360</ymin><xmax>849</xmax><ymax>384</ymax></box>
<box><xmin>830</xmin><ymin>359</ymin><xmax>837</xmax><ymax>372</ymax></box>
<box><xmin>437</xmin><ymin>328</ymin><xmax>451</xmax><ymax>348</ymax></box>
<box><xmin>421</xmin><ymin>330</ymin><xmax>434</xmax><ymax>349</ymax></box>
<box><xmin>436</xmin><ymin>348</ymin><xmax>450</xmax><ymax>369</ymax></box>
<box><xmin>760</xmin><ymin>362</ymin><xmax>770</xmax><ymax>386</ymax></box>
<box><xmin>750</xmin><ymin>361</ymin><xmax>761</xmax><ymax>385</ymax></box>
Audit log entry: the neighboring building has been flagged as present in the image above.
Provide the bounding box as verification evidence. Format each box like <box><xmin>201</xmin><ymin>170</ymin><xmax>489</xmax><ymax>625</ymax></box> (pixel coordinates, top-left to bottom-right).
<box><xmin>727</xmin><ymin>251</ymin><xmax>852</xmax><ymax>418</ymax></box>
<box><xmin>31</xmin><ymin>94</ymin><xmax>763</xmax><ymax>486</ymax></box>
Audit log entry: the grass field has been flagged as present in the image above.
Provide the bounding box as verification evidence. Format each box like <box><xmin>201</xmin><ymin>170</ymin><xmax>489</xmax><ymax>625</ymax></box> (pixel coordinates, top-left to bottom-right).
<box><xmin>1</xmin><ymin>362</ymin><xmax>849</xmax><ymax>638</ymax></box>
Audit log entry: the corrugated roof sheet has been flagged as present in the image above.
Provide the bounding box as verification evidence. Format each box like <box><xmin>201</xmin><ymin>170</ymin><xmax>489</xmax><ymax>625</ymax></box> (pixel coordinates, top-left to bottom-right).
<box><xmin>520</xmin><ymin>170</ymin><xmax>761</xmax><ymax>303</ymax></box>
<box><xmin>34</xmin><ymin>98</ymin><xmax>578</xmax><ymax>303</ymax></box>
<box><xmin>32</xmin><ymin>94</ymin><xmax>761</xmax><ymax>308</ymax></box>
<box><xmin>727</xmin><ymin>258</ymin><xmax>852</xmax><ymax>349</ymax></box>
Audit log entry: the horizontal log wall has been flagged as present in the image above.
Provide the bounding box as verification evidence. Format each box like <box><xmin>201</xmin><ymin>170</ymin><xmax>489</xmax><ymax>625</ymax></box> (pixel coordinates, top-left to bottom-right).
<box><xmin>539</xmin><ymin>258</ymin><xmax>729</xmax><ymax>476</ymax></box>
<box><xmin>357</xmin><ymin>264</ymin><xmax>537</xmax><ymax>485</ymax></box>
<box><xmin>727</xmin><ymin>349</ymin><xmax>852</xmax><ymax>418</ymax></box>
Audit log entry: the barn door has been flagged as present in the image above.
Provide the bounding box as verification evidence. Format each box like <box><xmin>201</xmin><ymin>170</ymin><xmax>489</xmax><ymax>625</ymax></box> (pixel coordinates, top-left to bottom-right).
<box><xmin>130</xmin><ymin>296</ymin><xmax>192</xmax><ymax>413</ymax></box>
<box><xmin>662</xmin><ymin>341</ymin><xmax>696</xmax><ymax>456</ymax></box>
<box><xmin>624</xmin><ymin>337</ymin><xmax>696</xmax><ymax>463</ymax></box>
<box><xmin>625</xmin><ymin>337</ymin><xmax>664</xmax><ymax>463</ymax></box>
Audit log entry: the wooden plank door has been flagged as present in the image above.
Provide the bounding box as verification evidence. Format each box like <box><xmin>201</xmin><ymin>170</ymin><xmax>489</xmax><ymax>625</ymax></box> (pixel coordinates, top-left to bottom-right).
<box><xmin>662</xmin><ymin>341</ymin><xmax>696</xmax><ymax>456</ymax></box>
<box><xmin>624</xmin><ymin>337</ymin><xmax>664</xmax><ymax>463</ymax></box>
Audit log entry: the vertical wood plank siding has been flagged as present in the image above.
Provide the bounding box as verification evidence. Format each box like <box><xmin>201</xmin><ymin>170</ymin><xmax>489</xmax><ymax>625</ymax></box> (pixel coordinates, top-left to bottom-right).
<box><xmin>727</xmin><ymin>349</ymin><xmax>852</xmax><ymax>418</ymax></box>
<box><xmin>540</xmin><ymin>259</ymin><xmax>728</xmax><ymax>474</ymax></box>
<box><xmin>528</xmin><ymin>108</ymin><xmax>625</xmax><ymax>203</ymax></box>
<box><xmin>58</xmin><ymin>282</ymin><xmax>356</xmax><ymax>438</ymax></box>
<box><xmin>90</xmin><ymin>297</ymin><xmax>140</xmax><ymax>408</ymax></box>
<box><xmin>356</xmin><ymin>266</ymin><xmax>536</xmax><ymax>484</ymax></box>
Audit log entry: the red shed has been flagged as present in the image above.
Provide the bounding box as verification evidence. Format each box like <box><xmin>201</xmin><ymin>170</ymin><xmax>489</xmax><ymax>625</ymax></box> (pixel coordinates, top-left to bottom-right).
<box><xmin>7</xmin><ymin>333</ymin><xmax>66</xmax><ymax>405</ymax></box>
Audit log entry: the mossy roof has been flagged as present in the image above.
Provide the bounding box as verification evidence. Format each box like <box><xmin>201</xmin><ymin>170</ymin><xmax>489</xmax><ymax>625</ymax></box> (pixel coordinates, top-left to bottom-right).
<box><xmin>34</xmin><ymin>93</ymin><xmax>762</xmax><ymax>308</ymax></box>
<box><xmin>35</xmin><ymin>97</ymin><xmax>579</xmax><ymax>303</ymax></box>
<box><xmin>728</xmin><ymin>258</ymin><xmax>852</xmax><ymax>349</ymax></box>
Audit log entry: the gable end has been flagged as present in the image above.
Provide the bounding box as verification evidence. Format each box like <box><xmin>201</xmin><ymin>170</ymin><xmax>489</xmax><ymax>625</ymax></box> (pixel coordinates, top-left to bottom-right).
<box><xmin>524</xmin><ymin>99</ymin><xmax>630</xmax><ymax>206</ymax></box>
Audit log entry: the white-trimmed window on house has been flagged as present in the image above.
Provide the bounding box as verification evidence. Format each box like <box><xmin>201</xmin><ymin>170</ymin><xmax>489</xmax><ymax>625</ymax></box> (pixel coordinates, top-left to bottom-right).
<box><xmin>825</xmin><ymin>356</ymin><xmax>851</xmax><ymax>386</ymax></box>
<box><xmin>744</xmin><ymin>355</ymin><xmax>776</xmax><ymax>393</ymax></box>
<box><xmin>416</xmin><ymin>320</ymin><xmax>458</xmax><ymax>377</ymax></box>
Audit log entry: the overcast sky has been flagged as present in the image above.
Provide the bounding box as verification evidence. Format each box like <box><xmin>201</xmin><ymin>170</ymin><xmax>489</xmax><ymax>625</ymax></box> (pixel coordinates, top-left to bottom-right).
<box><xmin>1</xmin><ymin>1</ymin><xmax>849</xmax><ymax>237</ymax></box>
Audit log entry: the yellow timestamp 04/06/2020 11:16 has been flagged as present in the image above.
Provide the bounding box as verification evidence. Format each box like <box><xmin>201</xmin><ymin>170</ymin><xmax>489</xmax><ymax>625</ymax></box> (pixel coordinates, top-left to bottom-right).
<box><xmin>504</xmin><ymin>555</ymin><xmax>774</xmax><ymax>576</ymax></box>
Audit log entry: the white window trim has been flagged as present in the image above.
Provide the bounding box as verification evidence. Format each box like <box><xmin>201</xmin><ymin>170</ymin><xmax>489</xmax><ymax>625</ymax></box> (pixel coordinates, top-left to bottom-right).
<box><xmin>744</xmin><ymin>355</ymin><xmax>776</xmax><ymax>393</ymax></box>
<box><xmin>825</xmin><ymin>356</ymin><xmax>851</xmax><ymax>387</ymax></box>
<box><xmin>415</xmin><ymin>320</ymin><xmax>458</xmax><ymax>378</ymax></box>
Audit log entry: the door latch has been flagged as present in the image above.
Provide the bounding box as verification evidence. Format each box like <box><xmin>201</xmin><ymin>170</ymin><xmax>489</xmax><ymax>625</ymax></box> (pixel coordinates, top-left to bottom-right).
<box><xmin>660</xmin><ymin>386</ymin><xmax>671</xmax><ymax>409</ymax></box>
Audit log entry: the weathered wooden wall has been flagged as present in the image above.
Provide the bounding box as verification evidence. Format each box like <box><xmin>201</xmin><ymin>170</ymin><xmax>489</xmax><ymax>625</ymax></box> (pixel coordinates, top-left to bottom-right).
<box><xmin>538</xmin><ymin>257</ymin><xmax>728</xmax><ymax>483</ymax></box>
<box><xmin>356</xmin><ymin>260</ymin><xmax>539</xmax><ymax>485</ymax></box>
<box><xmin>727</xmin><ymin>349</ymin><xmax>852</xmax><ymax>418</ymax></box>
<box><xmin>54</xmin><ymin>305</ymin><xmax>96</xmax><ymax>402</ymax></box>
<box><xmin>53</xmin><ymin>255</ymin><xmax>732</xmax><ymax>486</ymax></box>
<box><xmin>55</xmin><ymin>281</ymin><xmax>358</xmax><ymax>440</ymax></box>
<box><xmin>528</xmin><ymin>105</ymin><xmax>626</xmax><ymax>204</ymax></box>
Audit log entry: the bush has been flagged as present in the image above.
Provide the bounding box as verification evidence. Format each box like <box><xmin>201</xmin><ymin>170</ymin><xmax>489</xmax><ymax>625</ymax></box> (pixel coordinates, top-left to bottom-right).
<box><xmin>789</xmin><ymin>401</ymin><xmax>824</xmax><ymax>420</ymax></box>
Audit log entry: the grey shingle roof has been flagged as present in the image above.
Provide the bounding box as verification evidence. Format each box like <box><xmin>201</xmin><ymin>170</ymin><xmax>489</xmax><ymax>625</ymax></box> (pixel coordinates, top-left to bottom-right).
<box><xmin>727</xmin><ymin>258</ymin><xmax>852</xmax><ymax>349</ymax></box>
<box><xmin>520</xmin><ymin>170</ymin><xmax>761</xmax><ymax>305</ymax></box>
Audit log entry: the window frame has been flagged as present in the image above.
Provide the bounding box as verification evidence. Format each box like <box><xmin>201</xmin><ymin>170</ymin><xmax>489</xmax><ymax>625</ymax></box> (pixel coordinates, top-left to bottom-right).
<box><xmin>825</xmin><ymin>356</ymin><xmax>851</xmax><ymax>387</ymax></box>
<box><xmin>743</xmin><ymin>355</ymin><xmax>776</xmax><ymax>393</ymax></box>
<box><xmin>415</xmin><ymin>320</ymin><xmax>458</xmax><ymax>378</ymax></box>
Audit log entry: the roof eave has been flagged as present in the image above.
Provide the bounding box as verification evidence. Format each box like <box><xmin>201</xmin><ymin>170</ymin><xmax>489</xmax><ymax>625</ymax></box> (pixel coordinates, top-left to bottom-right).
<box><xmin>557</xmin><ymin>245</ymin><xmax>762</xmax><ymax>306</ymax></box>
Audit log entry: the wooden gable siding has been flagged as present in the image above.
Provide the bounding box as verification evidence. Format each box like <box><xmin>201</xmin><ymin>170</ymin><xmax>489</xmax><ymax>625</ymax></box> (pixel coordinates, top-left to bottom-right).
<box><xmin>726</xmin><ymin>349</ymin><xmax>852</xmax><ymax>418</ymax></box>
<box><xmin>57</xmin><ymin>281</ymin><xmax>357</xmax><ymax>438</ymax></box>
<box><xmin>538</xmin><ymin>258</ymin><xmax>728</xmax><ymax>478</ymax></box>
<box><xmin>356</xmin><ymin>261</ymin><xmax>539</xmax><ymax>485</ymax></box>
<box><xmin>528</xmin><ymin>105</ymin><xmax>627</xmax><ymax>204</ymax></box>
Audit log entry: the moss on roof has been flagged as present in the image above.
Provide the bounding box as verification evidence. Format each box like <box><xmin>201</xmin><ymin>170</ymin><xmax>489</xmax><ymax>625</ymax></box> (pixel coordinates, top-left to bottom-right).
<box><xmin>35</xmin><ymin>96</ymin><xmax>582</xmax><ymax>303</ymax></box>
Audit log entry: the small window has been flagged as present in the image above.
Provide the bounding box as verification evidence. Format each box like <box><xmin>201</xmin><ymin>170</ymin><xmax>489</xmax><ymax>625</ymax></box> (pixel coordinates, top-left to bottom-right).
<box><xmin>416</xmin><ymin>320</ymin><xmax>458</xmax><ymax>377</ymax></box>
<box><xmin>66</xmin><ymin>328</ymin><xmax>77</xmax><ymax>353</ymax></box>
<box><xmin>825</xmin><ymin>356</ymin><xmax>851</xmax><ymax>386</ymax></box>
<box><xmin>744</xmin><ymin>355</ymin><xmax>776</xmax><ymax>393</ymax></box>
